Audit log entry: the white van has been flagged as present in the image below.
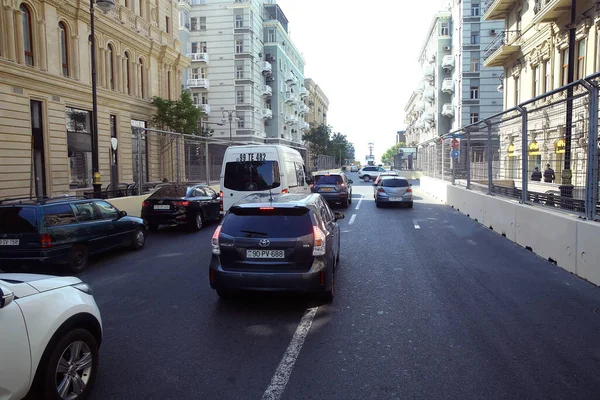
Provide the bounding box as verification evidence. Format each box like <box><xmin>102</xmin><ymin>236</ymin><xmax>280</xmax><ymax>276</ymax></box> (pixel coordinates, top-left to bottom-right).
<box><xmin>219</xmin><ymin>145</ymin><xmax>310</xmax><ymax>213</ymax></box>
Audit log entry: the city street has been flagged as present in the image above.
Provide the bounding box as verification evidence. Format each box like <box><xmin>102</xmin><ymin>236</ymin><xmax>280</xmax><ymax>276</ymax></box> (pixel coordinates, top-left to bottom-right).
<box><xmin>72</xmin><ymin>174</ymin><xmax>600</xmax><ymax>400</ymax></box>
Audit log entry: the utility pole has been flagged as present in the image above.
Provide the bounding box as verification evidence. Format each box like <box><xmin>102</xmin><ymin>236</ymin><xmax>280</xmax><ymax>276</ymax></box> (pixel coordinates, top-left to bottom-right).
<box><xmin>561</xmin><ymin>0</ymin><xmax>577</xmax><ymax>203</ymax></box>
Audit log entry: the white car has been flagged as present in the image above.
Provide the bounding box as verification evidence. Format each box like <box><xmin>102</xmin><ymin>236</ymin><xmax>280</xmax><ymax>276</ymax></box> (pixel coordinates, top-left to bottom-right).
<box><xmin>0</xmin><ymin>274</ymin><xmax>102</xmax><ymax>400</ymax></box>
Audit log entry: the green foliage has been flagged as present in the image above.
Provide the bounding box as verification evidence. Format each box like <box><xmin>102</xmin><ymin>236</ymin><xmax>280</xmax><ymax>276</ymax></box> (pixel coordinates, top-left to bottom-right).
<box><xmin>381</xmin><ymin>143</ymin><xmax>406</xmax><ymax>165</ymax></box>
<box><xmin>150</xmin><ymin>90</ymin><xmax>204</xmax><ymax>136</ymax></box>
<box><xmin>302</xmin><ymin>124</ymin><xmax>331</xmax><ymax>155</ymax></box>
<box><xmin>302</xmin><ymin>124</ymin><xmax>355</xmax><ymax>164</ymax></box>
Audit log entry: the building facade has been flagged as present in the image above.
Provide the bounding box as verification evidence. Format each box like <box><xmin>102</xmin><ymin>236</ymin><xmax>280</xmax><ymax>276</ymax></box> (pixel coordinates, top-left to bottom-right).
<box><xmin>304</xmin><ymin>78</ymin><xmax>329</xmax><ymax>128</ymax></box>
<box><xmin>0</xmin><ymin>0</ymin><xmax>187</xmax><ymax>198</ymax></box>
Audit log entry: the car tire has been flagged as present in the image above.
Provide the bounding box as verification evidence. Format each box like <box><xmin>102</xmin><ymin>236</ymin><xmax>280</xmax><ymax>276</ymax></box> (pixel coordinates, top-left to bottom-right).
<box><xmin>322</xmin><ymin>269</ymin><xmax>334</xmax><ymax>303</ymax></box>
<box><xmin>408</xmin><ymin>201</ymin><xmax>414</xmax><ymax>208</ymax></box>
<box><xmin>131</xmin><ymin>228</ymin><xmax>146</xmax><ymax>250</ymax></box>
<box><xmin>191</xmin><ymin>212</ymin><xmax>203</xmax><ymax>231</ymax></box>
<box><xmin>375</xmin><ymin>199</ymin><xmax>381</xmax><ymax>208</ymax></box>
<box><xmin>363</xmin><ymin>175</ymin><xmax>370</xmax><ymax>182</ymax></box>
<box><xmin>66</xmin><ymin>245</ymin><xmax>88</xmax><ymax>274</ymax></box>
<box><xmin>216</xmin><ymin>288</ymin><xmax>235</xmax><ymax>300</ymax></box>
<box><xmin>41</xmin><ymin>328</ymin><xmax>99</xmax><ymax>400</ymax></box>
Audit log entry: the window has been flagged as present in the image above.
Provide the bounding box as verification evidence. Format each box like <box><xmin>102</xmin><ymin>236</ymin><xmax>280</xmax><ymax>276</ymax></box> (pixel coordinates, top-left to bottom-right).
<box><xmin>237</xmin><ymin>117</ymin><xmax>245</xmax><ymax>128</ymax></box>
<box><xmin>21</xmin><ymin>4</ymin><xmax>34</xmax><ymax>66</ymax></box>
<box><xmin>285</xmin><ymin>161</ymin><xmax>299</xmax><ymax>187</ymax></box>
<box><xmin>544</xmin><ymin>59</ymin><xmax>551</xmax><ymax>93</ymax></box>
<box><xmin>131</xmin><ymin>119</ymin><xmax>148</xmax><ymax>184</ymax></box>
<box><xmin>192</xmin><ymin>42</ymin><xmax>207</xmax><ymax>53</ymax></box>
<box><xmin>471</xmin><ymin>3</ymin><xmax>480</xmax><ymax>16</ymax></box>
<box><xmin>199</xmin><ymin>16</ymin><xmax>206</xmax><ymax>30</ymax></box>
<box><xmin>236</xmin><ymin>40</ymin><xmax>244</xmax><ymax>53</ymax></box>
<box><xmin>382</xmin><ymin>178</ymin><xmax>410</xmax><ymax>188</ymax></box>
<box><xmin>471</xmin><ymin>58</ymin><xmax>479</xmax><ymax>72</ymax></box>
<box><xmin>268</xmin><ymin>29</ymin><xmax>275</xmax><ymax>42</ymax></box>
<box><xmin>139</xmin><ymin>58</ymin><xmax>145</xmax><ymax>98</ymax></box>
<box><xmin>561</xmin><ymin>47</ymin><xmax>569</xmax><ymax>85</ymax></box>
<box><xmin>532</xmin><ymin>66</ymin><xmax>539</xmax><ymax>97</ymax></box>
<box><xmin>166</xmin><ymin>16</ymin><xmax>170</xmax><ymax>33</ymax></box>
<box><xmin>73</xmin><ymin>202</ymin><xmax>99</xmax><ymax>222</ymax></box>
<box><xmin>235</xmin><ymin>14</ymin><xmax>243</xmax><ymax>28</ymax></box>
<box><xmin>471</xmin><ymin>33</ymin><xmax>480</xmax><ymax>44</ymax></box>
<box><xmin>440</xmin><ymin>22</ymin><xmax>449</xmax><ymax>36</ymax></box>
<box><xmin>237</xmin><ymin>90</ymin><xmax>245</xmax><ymax>104</ymax></box>
<box><xmin>66</xmin><ymin>107</ymin><xmax>93</xmax><ymax>188</ymax></box>
<box><xmin>200</xmin><ymin>42</ymin><xmax>207</xmax><ymax>52</ymax></box>
<box><xmin>191</xmin><ymin>17</ymin><xmax>198</xmax><ymax>31</ymax></box>
<box><xmin>201</xmin><ymin>93</ymin><xmax>208</xmax><ymax>104</ymax></box>
<box><xmin>44</xmin><ymin>204</ymin><xmax>77</xmax><ymax>227</ymax></box>
<box><xmin>107</xmin><ymin>44</ymin><xmax>115</xmax><ymax>90</ymax></box>
<box><xmin>577</xmin><ymin>39</ymin><xmax>585</xmax><ymax>80</ymax></box>
<box><xmin>223</xmin><ymin>161</ymin><xmax>281</xmax><ymax>191</ymax></box>
<box><xmin>124</xmin><ymin>52</ymin><xmax>131</xmax><ymax>94</ymax></box>
<box><xmin>236</xmin><ymin>64</ymin><xmax>244</xmax><ymax>79</ymax></box>
<box><xmin>0</xmin><ymin>207</ymin><xmax>37</xmax><ymax>234</ymax></box>
<box><xmin>191</xmin><ymin>42</ymin><xmax>198</xmax><ymax>53</ymax></box>
<box><xmin>59</xmin><ymin>22</ymin><xmax>69</xmax><ymax>77</ymax></box>
<box><xmin>95</xmin><ymin>201</ymin><xmax>119</xmax><ymax>220</ymax></box>
<box><xmin>514</xmin><ymin>76</ymin><xmax>520</xmax><ymax>105</ymax></box>
<box><xmin>470</xmin><ymin>113</ymin><xmax>479</xmax><ymax>124</ymax></box>
<box><xmin>221</xmin><ymin>208</ymin><xmax>313</xmax><ymax>238</ymax></box>
<box><xmin>295</xmin><ymin>162</ymin><xmax>306</xmax><ymax>186</ymax></box>
<box><xmin>470</xmin><ymin>86</ymin><xmax>479</xmax><ymax>99</ymax></box>
<box><xmin>192</xmin><ymin>187</ymin><xmax>207</xmax><ymax>197</ymax></box>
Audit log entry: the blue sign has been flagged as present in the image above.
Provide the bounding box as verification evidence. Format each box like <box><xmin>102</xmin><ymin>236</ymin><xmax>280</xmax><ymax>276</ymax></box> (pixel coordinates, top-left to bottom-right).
<box><xmin>450</xmin><ymin>150</ymin><xmax>460</xmax><ymax>159</ymax></box>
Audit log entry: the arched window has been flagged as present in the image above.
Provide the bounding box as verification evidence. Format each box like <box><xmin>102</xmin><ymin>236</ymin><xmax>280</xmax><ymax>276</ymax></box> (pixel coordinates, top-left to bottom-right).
<box><xmin>20</xmin><ymin>4</ymin><xmax>34</xmax><ymax>66</ymax></box>
<box><xmin>59</xmin><ymin>22</ymin><xmax>69</xmax><ymax>76</ymax></box>
<box><xmin>107</xmin><ymin>44</ymin><xmax>115</xmax><ymax>90</ymax></box>
<box><xmin>139</xmin><ymin>57</ymin><xmax>145</xmax><ymax>98</ymax></box>
<box><xmin>124</xmin><ymin>52</ymin><xmax>131</xmax><ymax>95</ymax></box>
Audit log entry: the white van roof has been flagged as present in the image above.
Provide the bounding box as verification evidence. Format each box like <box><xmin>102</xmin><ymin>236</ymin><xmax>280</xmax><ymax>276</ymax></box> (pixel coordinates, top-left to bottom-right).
<box><xmin>225</xmin><ymin>144</ymin><xmax>303</xmax><ymax>155</ymax></box>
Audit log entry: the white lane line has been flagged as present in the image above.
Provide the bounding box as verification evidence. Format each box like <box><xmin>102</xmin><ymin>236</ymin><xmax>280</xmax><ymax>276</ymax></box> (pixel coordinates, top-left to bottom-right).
<box><xmin>413</xmin><ymin>220</ymin><xmax>420</xmax><ymax>229</ymax></box>
<box><xmin>355</xmin><ymin>195</ymin><xmax>364</xmax><ymax>210</ymax></box>
<box><xmin>467</xmin><ymin>239</ymin><xmax>476</xmax><ymax>246</ymax></box>
<box><xmin>262</xmin><ymin>307</ymin><xmax>318</xmax><ymax>400</ymax></box>
<box><xmin>349</xmin><ymin>214</ymin><xmax>357</xmax><ymax>225</ymax></box>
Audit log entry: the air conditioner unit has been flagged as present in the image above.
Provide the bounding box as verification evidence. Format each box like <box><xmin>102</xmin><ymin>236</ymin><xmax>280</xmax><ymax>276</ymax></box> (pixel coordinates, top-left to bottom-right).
<box><xmin>490</xmin><ymin>29</ymin><xmax>496</xmax><ymax>35</ymax></box>
<box><xmin>443</xmin><ymin>46</ymin><xmax>451</xmax><ymax>51</ymax></box>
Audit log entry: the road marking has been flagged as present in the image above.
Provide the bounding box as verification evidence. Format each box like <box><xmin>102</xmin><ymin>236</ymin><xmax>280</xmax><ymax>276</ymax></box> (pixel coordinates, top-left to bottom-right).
<box><xmin>467</xmin><ymin>239</ymin><xmax>476</xmax><ymax>246</ymax></box>
<box><xmin>262</xmin><ymin>307</ymin><xmax>318</xmax><ymax>400</ymax></box>
<box><xmin>349</xmin><ymin>214</ymin><xmax>356</xmax><ymax>225</ymax></box>
<box><xmin>355</xmin><ymin>195</ymin><xmax>364</xmax><ymax>210</ymax></box>
<box><xmin>413</xmin><ymin>220</ymin><xmax>420</xmax><ymax>229</ymax></box>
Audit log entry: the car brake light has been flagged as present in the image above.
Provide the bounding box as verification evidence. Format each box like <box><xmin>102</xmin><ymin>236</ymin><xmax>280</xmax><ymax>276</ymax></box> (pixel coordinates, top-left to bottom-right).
<box><xmin>260</xmin><ymin>207</ymin><xmax>274</xmax><ymax>210</ymax></box>
<box><xmin>173</xmin><ymin>201</ymin><xmax>189</xmax><ymax>207</ymax></box>
<box><xmin>406</xmin><ymin>187</ymin><xmax>412</xmax><ymax>193</ymax></box>
<box><xmin>142</xmin><ymin>201</ymin><xmax>150</xmax><ymax>207</ymax></box>
<box><xmin>312</xmin><ymin>226</ymin><xmax>326</xmax><ymax>256</ymax></box>
<box><xmin>40</xmin><ymin>233</ymin><xmax>52</xmax><ymax>249</ymax></box>
<box><xmin>377</xmin><ymin>188</ymin><xmax>385</xmax><ymax>193</ymax></box>
<box><xmin>281</xmin><ymin>188</ymin><xmax>289</xmax><ymax>194</ymax></box>
<box><xmin>219</xmin><ymin>191</ymin><xmax>223</xmax><ymax>211</ymax></box>
<box><xmin>211</xmin><ymin>225</ymin><xmax>222</xmax><ymax>255</ymax></box>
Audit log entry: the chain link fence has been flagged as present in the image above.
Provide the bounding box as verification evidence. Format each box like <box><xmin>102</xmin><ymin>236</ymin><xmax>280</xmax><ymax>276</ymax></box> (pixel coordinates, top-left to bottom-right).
<box><xmin>418</xmin><ymin>73</ymin><xmax>600</xmax><ymax>221</ymax></box>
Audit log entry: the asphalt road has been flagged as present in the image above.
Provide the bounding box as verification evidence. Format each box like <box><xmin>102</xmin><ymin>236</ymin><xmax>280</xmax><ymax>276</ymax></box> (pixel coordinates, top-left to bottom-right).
<box><xmin>73</xmin><ymin>173</ymin><xmax>600</xmax><ymax>400</ymax></box>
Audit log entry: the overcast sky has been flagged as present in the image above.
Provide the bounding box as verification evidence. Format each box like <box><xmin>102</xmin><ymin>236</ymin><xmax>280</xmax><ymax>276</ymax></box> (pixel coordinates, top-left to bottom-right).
<box><xmin>276</xmin><ymin>0</ymin><xmax>446</xmax><ymax>162</ymax></box>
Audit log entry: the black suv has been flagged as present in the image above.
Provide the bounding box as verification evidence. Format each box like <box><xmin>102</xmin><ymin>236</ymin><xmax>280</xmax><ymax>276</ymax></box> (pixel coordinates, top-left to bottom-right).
<box><xmin>0</xmin><ymin>196</ymin><xmax>147</xmax><ymax>273</ymax></box>
<box><xmin>311</xmin><ymin>173</ymin><xmax>353</xmax><ymax>208</ymax></box>
<box><xmin>209</xmin><ymin>193</ymin><xmax>344</xmax><ymax>302</ymax></box>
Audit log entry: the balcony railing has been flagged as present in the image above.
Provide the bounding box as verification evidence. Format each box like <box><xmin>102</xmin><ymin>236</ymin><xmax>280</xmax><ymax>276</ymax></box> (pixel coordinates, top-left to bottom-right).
<box><xmin>483</xmin><ymin>0</ymin><xmax>518</xmax><ymax>20</ymax></box>
<box><xmin>261</xmin><ymin>109</ymin><xmax>273</xmax><ymax>119</ymax></box>
<box><xmin>186</xmin><ymin>52</ymin><xmax>209</xmax><ymax>63</ymax></box>
<box><xmin>285</xmin><ymin>92</ymin><xmax>297</xmax><ymax>103</ymax></box>
<box><xmin>483</xmin><ymin>30</ymin><xmax>521</xmax><ymax>67</ymax></box>
<box><xmin>299</xmin><ymin>103</ymin><xmax>309</xmax><ymax>114</ymax></box>
<box><xmin>442</xmin><ymin>78</ymin><xmax>455</xmax><ymax>94</ymax></box>
<box><xmin>424</xmin><ymin>64</ymin><xmax>435</xmax><ymax>81</ymax></box>
<box><xmin>187</xmin><ymin>79</ymin><xmax>210</xmax><ymax>89</ymax></box>
<box><xmin>261</xmin><ymin>85</ymin><xmax>273</xmax><ymax>96</ymax></box>
<box><xmin>299</xmin><ymin>87</ymin><xmax>308</xmax><ymax>98</ymax></box>
<box><xmin>197</xmin><ymin>104</ymin><xmax>210</xmax><ymax>115</ymax></box>
<box><xmin>532</xmin><ymin>0</ymin><xmax>571</xmax><ymax>23</ymax></box>
<box><xmin>423</xmin><ymin>86</ymin><xmax>435</xmax><ymax>102</ymax></box>
<box><xmin>442</xmin><ymin>55</ymin><xmax>455</xmax><ymax>71</ymax></box>
<box><xmin>442</xmin><ymin>103</ymin><xmax>454</xmax><ymax>118</ymax></box>
<box><xmin>260</xmin><ymin>61</ymin><xmax>272</xmax><ymax>74</ymax></box>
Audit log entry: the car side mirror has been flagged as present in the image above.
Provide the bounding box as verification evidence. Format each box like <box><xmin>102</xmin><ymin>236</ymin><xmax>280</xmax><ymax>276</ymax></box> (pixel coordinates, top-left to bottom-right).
<box><xmin>334</xmin><ymin>212</ymin><xmax>345</xmax><ymax>221</ymax></box>
<box><xmin>0</xmin><ymin>285</ymin><xmax>15</xmax><ymax>309</ymax></box>
<box><xmin>348</xmin><ymin>179</ymin><xmax>353</xmax><ymax>184</ymax></box>
<box><xmin>306</xmin><ymin>177</ymin><xmax>314</xmax><ymax>184</ymax></box>
<box><xmin>118</xmin><ymin>210</ymin><xmax>128</xmax><ymax>218</ymax></box>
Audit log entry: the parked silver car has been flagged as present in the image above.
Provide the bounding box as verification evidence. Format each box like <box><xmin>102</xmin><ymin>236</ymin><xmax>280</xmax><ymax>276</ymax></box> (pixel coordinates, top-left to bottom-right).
<box><xmin>373</xmin><ymin>176</ymin><xmax>413</xmax><ymax>208</ymax></box>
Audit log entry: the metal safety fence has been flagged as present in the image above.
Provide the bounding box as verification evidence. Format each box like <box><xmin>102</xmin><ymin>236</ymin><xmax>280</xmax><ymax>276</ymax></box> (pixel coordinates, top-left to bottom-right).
<box><xmin>417</xmin><ymin>73</ymin><xmax>599</xmax><ymax>221</ymax></box>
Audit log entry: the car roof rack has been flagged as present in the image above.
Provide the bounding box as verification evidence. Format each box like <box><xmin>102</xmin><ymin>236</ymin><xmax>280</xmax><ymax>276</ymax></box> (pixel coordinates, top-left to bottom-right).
<box><xmin>0</xmin><ymin>194</ymin><xmax>91</xmax><ymax>205</ymax></box>
<box><xmin>0</xmin><ymin>195</ymin><xmax>49</xmax><ymax>204</ymax></box>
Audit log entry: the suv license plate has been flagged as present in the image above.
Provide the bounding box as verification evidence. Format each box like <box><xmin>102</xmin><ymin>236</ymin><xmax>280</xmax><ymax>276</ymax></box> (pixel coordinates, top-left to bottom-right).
<box><xmin>154</xmin><ymin>205</ymin><xmax>170</xmax><ymax>210</ymax></box>
<box><xmin>0</xmin><ymin>239</ymin><xmax>19</xmax><ymax>246</ymax></box>
<box><xmin>389</xmin><ymin>197</ymin><xmax>402</xmax><ymax>201</ymax></box>
<box><xmin>246</xmin><ymin>250</ymin><xmax>285</xmax><ymax>259</ymax></box>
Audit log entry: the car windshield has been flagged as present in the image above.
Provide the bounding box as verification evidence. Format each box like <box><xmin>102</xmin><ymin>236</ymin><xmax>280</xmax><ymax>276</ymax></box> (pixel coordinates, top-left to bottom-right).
<box><xmin>0</xmin><ymin>207</ymin><xmax>37</xmax><ymax>233</ymax></box>
<box><xmin>224</xmin><ymin>161</ymin><xmax>281</xmax><ymax>191</ymax></box>
<box><xmin>223</xmin><ymin>207</ymin><xmax>313</xmax><ymax>238</ymax></box>
<box><xmin>150</xmin><ymin>185</ymin><xmax>191</xmax><ymax>198</ymax></box>
<box><xmin>382</xmin><ymin>178</ymin><xmax>409</xmax><ymax>187</ymax></box>
<box><xmin>314</xmin><ymin>175</ymin><xmax>343</xmax><ymax>185</ymax></box>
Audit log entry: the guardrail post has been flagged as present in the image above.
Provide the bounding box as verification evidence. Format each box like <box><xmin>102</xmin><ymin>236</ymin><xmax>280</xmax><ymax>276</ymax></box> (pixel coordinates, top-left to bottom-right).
<box><xmin>583</xmin><ymin>79</ymin><xmax>599</xmax><ymax>220</ymax></box>
<box><xmin>175</xmin><ymin>136</ymin><xmax>181</xmax><ymax>183</ymax></box>
<box><xmin>485</xmin><ymin>120</ymin><xmax>493</xmax><ymax>195</ymax></box>
<box><xmin>137</xmin><ymin>128</ymin><xmax>143</xmax><ymax>196</ymax></box>
<box><xmin>205</xmin><ymin>141</ymin><xmax>210</xmax><ymax>186</ymax></box>
<box><xmin>452</xmin><ymin>135</ymin><xmax>456</xmax><ymax>186</ymax></box>
<box><xmin>517</xmin><ymin>106</ymin><xmax>528</xmax><ymax>203</ymax></box>
<box><xmin>441</xmin><ymin>138</ymin><xmax>445</xmax><ymax>181</ymax></box>
<box><xmin>465</xmin><ymin>128</ymin><xmax>471</xmax><ymax>189</ymax></box>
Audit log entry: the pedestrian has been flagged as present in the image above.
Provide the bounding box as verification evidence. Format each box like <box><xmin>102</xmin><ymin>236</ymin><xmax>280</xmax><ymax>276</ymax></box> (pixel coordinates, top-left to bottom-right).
<box><xmin>544</xmin><ymin>163</ymin><xmax>555</xmax><ymax>183</ymax></box>
<box><xmin>531</xmin><ymin>167</ymin><xmax>542</xmax><ymax>182</ymax></box>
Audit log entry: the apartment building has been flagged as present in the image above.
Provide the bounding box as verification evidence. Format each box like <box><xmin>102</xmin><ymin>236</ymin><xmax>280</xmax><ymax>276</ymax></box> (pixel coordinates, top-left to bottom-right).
<box><xmin>0</xmin><ymin>0</ymin><xmax>186</xmax><ymax>197</ymax></box>
<box><xmin>483</xmin><ymin>0</ymin><xmax>600</xmax><ymax>184</ymax></box>
<box><xmin>304</xmin><ymin>78</ymin><xmax>329</xmax><ymax>128</ymax></box>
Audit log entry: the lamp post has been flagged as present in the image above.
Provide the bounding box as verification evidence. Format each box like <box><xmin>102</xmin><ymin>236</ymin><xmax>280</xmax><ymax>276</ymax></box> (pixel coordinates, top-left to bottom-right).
<box><xmin>90</xmin><ymin>0</ymin><xmax>115</xmax><ymax>197</ymax></box>
<box><xmin>221</xmin><ymin>110</ymin><xmax>239</xmax><ymax>145</ymax></box>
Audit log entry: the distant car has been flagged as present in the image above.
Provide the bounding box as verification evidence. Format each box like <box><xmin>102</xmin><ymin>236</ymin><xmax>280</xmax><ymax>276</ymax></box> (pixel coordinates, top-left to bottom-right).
<box><xmin>311</xmin><ymin>173</ymin><xmax>353</xmax><ymax>208</ymax></box>
<box><xmin>0</xmin><ymin>273</ymin><xmax>103</xmax><ymax>400</ymax></box>
<box><xmin>350</xmin><ymin>165</ymin><xmax>359</xmax><ymax>172</ymax></box>
<box><xmin>358</xmin><ymin>166</ymin><xmax>386</xmax><ymax>182</ymax></box>
<box><xmin>142</xmin><ymin>184</ymin><xmax>222</xmax><ymax>231</ymax></box>
<box><xmin>373</xmin><ymin>171</ymin><xmax>399</xmax><ymax>187</ymax></box>
<box><xmin>209</xmin><ymin>193</ymin><xmax>344</xmax><ymax>302</ymax></box>
<box><xmin>0</xmin><ymin>196</ymin><xmax>147</xmax><ymax>274</ymax></box>
<box><xmin>374</xmin><ymin>176</ymin><xmax>413</xmax><ymax>208</ymax></box>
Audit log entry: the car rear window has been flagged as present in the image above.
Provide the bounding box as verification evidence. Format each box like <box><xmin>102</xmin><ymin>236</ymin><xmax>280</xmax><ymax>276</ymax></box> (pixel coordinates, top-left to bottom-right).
<box><xmin>314</xmin><ymin>175</ymin><xmax>343</xmax><ymax>185</ymax></box>
<box><xmin>0</xmin><ymin>207</ymin><xmax>38</xmax><ymax>233</ymax></box>
<box><xmin>224</xmin><ymin>161</ymin><xmax>281</xmax><ymax>191</ymax></box>
<box><xmin>150</xmin><ymin>185</ymin><xmax>190</xmax><ymax>198</ymax></box>
<box><xmin>44</xmin><ymin>204</ymin><xmax>77</xmax><ymax>227</ymax></box>
<box><xmin>222</xmin><ymin>207</ymin><xmax>313</xmax><ymax>238</ymax></box>
<box><xmin>382</xmin><ymin>179</ymin><xmax>409</xmax><ymax>187</ymax></box>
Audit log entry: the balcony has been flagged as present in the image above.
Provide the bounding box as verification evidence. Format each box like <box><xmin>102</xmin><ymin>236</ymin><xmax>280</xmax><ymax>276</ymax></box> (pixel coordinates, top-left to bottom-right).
<box><xmin>483</xmin><ymin>30</ymin><xmax>521</xmax><ymax>67</ymax></box>
<box><xmin>483</xmin><ymin>0</ymin><xmax>518</xmax><ymax>20</ymax></box>
<box><xmin>285</xmin><ymin>74</ymin><xmax>294</xmax><ymax>83</ymax></box>
<box><xmin>424</xmin><ymin>64</ymin><xmax>435</xmax><ymax>81</ymax></box>
<box><xmin>423</xmin><ymin>109</ymin><xmax>435</xmax><ymax>123</ymax></box>
<box><xmin>299</xmin><ymin>87</ymin><xmax>308</xmax><ymax>98</ymax></box>
<box><xmin>261</xmin><ymin>109</ymin><xmax>273</xmax><ymax>119</ymax></box>
<box><xmin>285</xmin><ymin>92</ymin><xmax>297</xmax><ymax>104</ymax></box>
<box><xmin>291</xmin><ymin>75</ymin><xmax>299</xmax><ymax>86</ymax></box>
<box><xmin>423</xmin><ymin>86</ymin><xmax>435</xmax><ymax>102</ymax></box>
<box><xmin>285</xmin><ymin>115</ymin><xmax>296</xmax><ymax>125</ymax></box>
<box><xmin>261</xmin><ymin>85</ymin><xmax>273</xmax><ymax>96</ymax></box>
<box><xmin>532</xmin><ymin>0</ymin><xmax>572</xmax><ymax>24</ymax></box>
<box><xmin>442</xmin><ymin>103</ymin><xmax>454</xmax><ymax>118</ymax></box>
<box><xmin>417</xmin><ymin>81</ymin><xmax>426</xmax><ymax>93</ymax></box>
<box><xmin>300</xmin><ymin>121</ymin><xmax>309</xmax><ymax>130</ymax></box>
<box><xmin>186</xmin><ymin>52</ymin><xmax>209</xmax><ymax>64</ymax></box>
<box><xmin>187</xmin><ymin>78</ymin><xmax>210</xmax><ymax>89</ymax></box>
<box><xmin>442</xmin><ymin>55</ymin><xmax>455</xmax><ymax>71</ymax></box>
<box><xmin>196</xmin><ymin>104</ymin><xmax>211</xmax><ymax>115</ymax></box>
<box><xmin>299</xmin><ymin>103</ymin><xmax>309</xmax><ymax>114</ymax></box>
<box><xmin>260</xmin><ymin>61</ymin><xmax>272</xmax><ymax>75</ymax></box>
<box><xmin>415</xmin><ymin>101</ymin><xmax>425</xmax><ymax>113</ymax></box>
<box><xmin>442</xmin><ymin>78</ymin><xmax>455</xmax><ymax>94</ymax></box>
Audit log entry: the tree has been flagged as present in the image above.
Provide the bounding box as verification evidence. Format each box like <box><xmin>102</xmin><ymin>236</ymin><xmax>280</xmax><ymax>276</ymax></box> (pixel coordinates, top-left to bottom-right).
<box><xmin>150</xmin><ymin>90</ymin><xmax>203</xmax><ymax>136</ymax></box>
<box><xmin>302</xmin><ymin>123</ymin><xmax>331</xmax><ymax>155</ymax></box>
<box><xmin>381</xmin><ymin>143</ymin><xmax>406</xmax><ymax>165</ymax></box>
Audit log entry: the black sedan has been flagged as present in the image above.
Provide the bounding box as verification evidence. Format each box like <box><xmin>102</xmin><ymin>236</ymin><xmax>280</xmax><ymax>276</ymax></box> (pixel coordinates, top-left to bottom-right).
<box><xmin>141</xmin><ymin>184</ymin><xmax>221</xmax><ymax>231</ymax></box>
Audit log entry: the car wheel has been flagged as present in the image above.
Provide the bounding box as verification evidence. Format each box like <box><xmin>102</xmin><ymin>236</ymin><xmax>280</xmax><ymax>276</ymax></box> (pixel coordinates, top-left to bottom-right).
<box><xmin>216</xmin><ymin>288</ymin><xmax>236</xmax><ymax>300</ymax></box>
<box><xmin>408</xmin><ymin>201</ymin><xmax>414</xmax><ymax>208</ymax></box>
<box><xmin>363</xmin><ymin>175</ymin><xmax>371</xmax><ymax>182</ymax></box>
<box><xmin>131</xmin><ymin>228</ymin><xmax>146</xmax><ymax>250</ymax></box>
<box><xmin>191</xmin><ymin>212</ymin><xmax>203</xmax><ymax>231</ymax></box>
<box><xmin>66</xmin><ymin>245</ymin><xmax>88</xmax><ymax>274</ymax></box>
<box><xmin>375</xmin><ymin>198</ymin><xmax>381</xmax><ymax>208</ymax></box>
<box><xmin>41</xmin><ymin>328</ymin><xmax>99</xmax><ymax>400</ymax></box>
<box><xmin>322</xmin><ymin>269</ymin><xmax>334</xmax><ymax>303</ymax></box>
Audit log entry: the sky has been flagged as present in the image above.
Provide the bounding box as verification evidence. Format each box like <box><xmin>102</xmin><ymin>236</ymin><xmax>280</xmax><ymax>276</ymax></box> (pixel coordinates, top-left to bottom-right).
<box><xmin>276</xmin><ymin>0</ymin><xmax>447</xmax><ymax>162</ymax></box>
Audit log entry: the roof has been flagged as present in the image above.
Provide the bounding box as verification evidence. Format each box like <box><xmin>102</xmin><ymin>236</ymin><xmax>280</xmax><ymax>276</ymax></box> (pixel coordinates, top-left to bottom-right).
<box><xmin>232</xmin><ymin>193</ymin><xmax>318</xmax><ymax>208</ymax></box>
<box><xmin>418</xmin><ymin>11</ymin><xmax>452</xmax><ymax>62</ymax></box>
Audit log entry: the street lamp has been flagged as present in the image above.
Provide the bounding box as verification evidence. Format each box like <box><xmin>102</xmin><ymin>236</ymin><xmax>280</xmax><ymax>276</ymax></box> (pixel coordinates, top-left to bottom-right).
<box><xmin>221</xmin><ymin>110</ymin><xmax>239</xmax><ymax>145</ymax></box>
<box><xmin>90</xmin><ymin>0</ymin><xmax>115</xmax><ymax>197</ymax></box>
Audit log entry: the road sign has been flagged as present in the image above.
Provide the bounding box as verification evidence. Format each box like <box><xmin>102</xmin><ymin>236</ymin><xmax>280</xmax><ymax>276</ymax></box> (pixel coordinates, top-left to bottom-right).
<box><xmin>451</xmin><ymin>139</ymin><xmax>460</xmax><ymax>149</ymax></box>
<box><xmin>450</xmin><ymin>149</ymin><xmax>460</xmax><ymax>159</ymax></box>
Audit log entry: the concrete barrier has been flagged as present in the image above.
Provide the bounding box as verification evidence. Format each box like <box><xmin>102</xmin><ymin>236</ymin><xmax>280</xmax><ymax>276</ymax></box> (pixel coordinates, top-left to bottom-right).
<box><xmin>419</xmin><ymin>177</ymin><xmax>600</xmax><ymax>287</ymax></box>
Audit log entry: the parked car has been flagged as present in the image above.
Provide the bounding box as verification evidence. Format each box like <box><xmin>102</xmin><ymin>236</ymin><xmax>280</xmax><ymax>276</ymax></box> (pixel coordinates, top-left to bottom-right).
<box><xmin>358</xmin><ymin>166</ymin><xmax>387</xmax><ymax>182</ymax></box>
<box><xmin>350</xmin><ymin>165</ymin><xmax>359</xmax><ymax>172</ymax></box>
<box><xmin>374</xmin><ymin>176</ymin><xmax>413</xmax><ymax>208</ymax></box>
<box><xmin>0</xmin><ymin>196</ymin><xmax>147</xmax><ymax>273</ymax></box>
<box><xmin>311</xmin><ymin>173</ymin><xmax>353</xmax><ymax>208</ymax></box>
<box><xmin>141</xmin><ymin>184</ymin><xmax>222</xmax><ymax>231</ymax></box>
<box><xmin>373</xmin><ymin>171</ymin><xmax>399</xmax><ymax>188</ymax></box>
<box><xmin>0</xmin><ymin>273</ymin><xmax>103</xmax><ymax>400</ymax></box>
<box><xmin>209</xmin><ymin>193</ymin><xmax>344</xmax><ymax>302</ymax></box>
